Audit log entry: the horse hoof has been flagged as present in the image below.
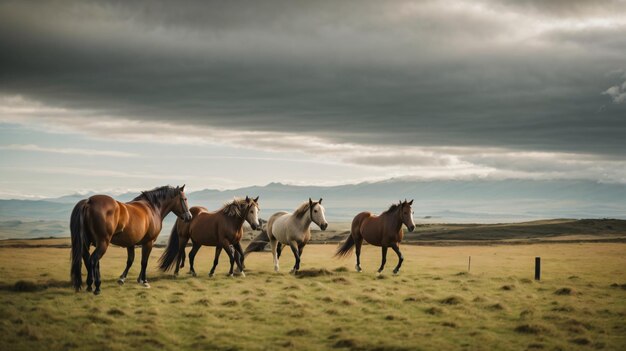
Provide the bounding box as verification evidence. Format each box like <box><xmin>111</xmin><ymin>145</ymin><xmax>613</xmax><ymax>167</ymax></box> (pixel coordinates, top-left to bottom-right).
<box><xmin>86</xmin><ymin>286</ymin><xmax>93</xmax><ymax>292</ymax></box>
<box><xmin>191</xmin><ymin>272</ymin><xmax>197</xmax><ymax>277</ymax></box>
<box><xmin>355</xmin><ymin>265</ymin><xmax>362</xmax><ymax>272</ymax></box>
<box><xmin>376</xmin><ymin>271</ymin><xmax>382</xmax><ymax>276</ymax></box>
<box><xmin>228</xmin><ymin>273</ymin><xmax>234</xmax><ymax>278</ymax></box>
<box><xmin>117</xmin><ymin>278</ymin><xmax>125</xmax><ymax>285</ymax></box>
<box><xmin>143</xmin><ymin>282</ymin><xmax>151</xmax><ymax>288</ymax></box>
<box><xmin>93</xmin><ymin>289</ymin><xmax>101</xmax><ymax>296</ymax></box>
<box><xmin>240</xmin><ymin>271</ymin><xmax>246</xmax><ymax>278</ymax></box>
<box><xmin>208</xmin><ymin>273</ymin><xmax>214</xmax><ymax>278</ymax></box>
<box><xmin>274</xmin><ymin>266</ymin><xmax>280</xmax><ymax>273</ymax></box>
<box><xmin>393</xmin><ymin>270</ymin><xmax>399</xmax><ymax>275</ymax></box>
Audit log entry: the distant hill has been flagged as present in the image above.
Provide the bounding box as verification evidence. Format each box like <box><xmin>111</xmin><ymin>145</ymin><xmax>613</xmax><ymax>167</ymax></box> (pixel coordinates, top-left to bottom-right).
<box><xmin>1</xmin><ymin>179</ymin><xmax>625</xmax><ymax>239</ymax></box>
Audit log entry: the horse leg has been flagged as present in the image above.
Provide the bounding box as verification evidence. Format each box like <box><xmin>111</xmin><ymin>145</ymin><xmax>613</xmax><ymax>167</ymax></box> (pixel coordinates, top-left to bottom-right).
<box><xmin>377</xmin><ymin>246</ymin><xmax>388</xmax><ymax>274</ymax></box>
<box><xmin>233</xmin><ymin>243</ymin><xmax>245</xmax><ymax>277</ymax></box>
<box><xmin>89</xmin><ymin>240</ymin><xmax>109</xmax><ymax>295</ymax></box>
<box><xmin>137</xmin><ymin>241</ymin><xmax>153</xmax><ymax>288</ymax></box>
<box><xmin>179</xmin><ymin>249</ymin><xmax>186</xmax><ymax>268</ymax></box>
<box><xmin>288</xmin><ymin>242</ymin><xmax>301</xmax><ymax>275</ymax></box>
<box><xmin>209</xmin><ymin>244</ymin><xmax>223</xmax><ymax>277</ymax></box>
<box><xmin>390</xmin><ymin>243</ymin><xmax>404</xmax><ymax>274</ymax></box>
<box><xmin>82</xmin><ymin>250</ymin><xmax>93</xmax><ymax>292</ymax></box>
<box><xmin>355</xmin><ymin>236</ymin><xmax>363</xmax><ymax>272</ymax></box>
<box><xmin>188</xmin><ymin>242</ymin><xmax>201</xmax><ymax>277</ymax></box>
<box><xmin>276</xmin><ymin>242</ymin><xmax>283</xmax><ymax>259</ymax></box>
<box><xmin>174</xmin><ymin>237</ymin><xmax>189</xmax><ymax>276</ymax></box>
<box><xmin>297</xmin><ymin>243</ymin><xmax>305</xmax><ymax>270</ymax></box>
<box><xmin>270</xmin><ymin>238</ymin><xmax>280</xmax><ymax>272</ymax></box>
<box><xmin>118</xmin><ymin>246</ymin><xmax>135</xmax><ymax>285</ymax></box>
<box><xmin>223</xmin><ymin>243</ymin><xmax>236</xmax><ymax>277</ymax></box>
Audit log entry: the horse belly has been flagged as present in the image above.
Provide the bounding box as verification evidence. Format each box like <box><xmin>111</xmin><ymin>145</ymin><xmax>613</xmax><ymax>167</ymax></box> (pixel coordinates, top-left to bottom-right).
<box><xmin>111</xmin><ymin>230</ymin><xmax>140</xmax><ymax>247</ymax></box>
<box><xmin>190</xmin><ymin>218</ymin><xmax>219</xmax><ymax>246</ymax></box>
<box><xmin>360</xmin><ymin>224</ymin><xmax>383</xmax><ymax>247</ymax></box>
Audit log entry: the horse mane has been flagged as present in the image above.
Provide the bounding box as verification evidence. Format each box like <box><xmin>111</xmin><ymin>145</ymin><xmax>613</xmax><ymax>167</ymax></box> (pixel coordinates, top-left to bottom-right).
<box><xmin>221</xmin><ymin>198</ymin><xmax>250</xmax><ymax>217</ymax></box>
<box><xmin>294</xmin><ymin>201</ymin><xmax>316</xmax><ymax>219</ymax></box>
<box><xmin>382</xmin><ymin>203</ymin><xmax>402</xmax><ymax>215</ymax></box>
<box><xmin>132</xmin><ymin>185</ymin><xmax>179</xmax><ymax>209</ymax></box>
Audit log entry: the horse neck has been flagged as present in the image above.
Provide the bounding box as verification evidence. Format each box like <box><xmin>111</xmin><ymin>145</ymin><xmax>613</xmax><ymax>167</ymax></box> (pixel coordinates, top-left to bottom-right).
<box><xmin>156</xmin><ymin>198</ymin><xmax>177</xmax><ymax>220</ymax></box>
<box><xmin>294</xmin><ymin>211</ymin><xmax>312</xmax><ymax>230</ymax></box>
<box><xmin>382</xmin><ymin>210</ymin><xmax>403</xmax><ymax>233</ymax></box>
<box><xmin>224</xmin><ymin>212</ymin><xmax>245</xmax><ymax>232</ymax></box>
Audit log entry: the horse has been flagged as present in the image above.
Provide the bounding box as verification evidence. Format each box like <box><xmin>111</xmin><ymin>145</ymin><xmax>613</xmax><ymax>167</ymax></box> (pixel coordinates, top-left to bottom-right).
<box><xmin>245</xmin><ymin>198</ymin><xmax>328</xmax><ymax>274</ymax></box>
<box><xmin>335</xmin><ymin>199</ymin><xmax>415</xmax><ymax>275</ymax></box>
<box><xmin>70</xmin><ymin>185</ymin><xmax>192</xmax><ymax>295</ymax></box>
<box><xmin>158</xmin><ymin>196</ymin><xmax>260</xmax><ymax>277</ymax></box>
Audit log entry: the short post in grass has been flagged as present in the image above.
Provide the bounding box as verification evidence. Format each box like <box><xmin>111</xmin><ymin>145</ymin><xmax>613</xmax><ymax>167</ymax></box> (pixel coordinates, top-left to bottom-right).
<box><xmin>534</xmin><ymin>257</ymin><xmax>541</xmax><ymax>281</ymax></box>
<box><xmin>468</xmin><ymin>256</ymin><xmax>471</xmax><ymax>272</ymax></box>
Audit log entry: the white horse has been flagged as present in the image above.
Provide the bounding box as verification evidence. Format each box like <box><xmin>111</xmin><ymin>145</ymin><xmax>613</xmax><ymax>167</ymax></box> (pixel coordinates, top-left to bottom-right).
<box><xmin>260</xmin><ymin>198</ymin><xmax>328</xmax><ymax>274</ymax></box>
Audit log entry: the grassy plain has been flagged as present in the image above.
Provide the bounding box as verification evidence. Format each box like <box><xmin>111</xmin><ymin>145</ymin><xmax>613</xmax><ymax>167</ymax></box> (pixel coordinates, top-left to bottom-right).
<box><xmin>0</xmin><ymin>242</ymin><xmax>625</xmax><ymax>350</ymax></box>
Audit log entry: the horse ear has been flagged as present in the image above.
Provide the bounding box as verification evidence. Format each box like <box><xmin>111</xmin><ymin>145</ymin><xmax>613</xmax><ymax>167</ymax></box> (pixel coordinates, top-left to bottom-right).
<box><xmin>319</xmin><ymin>198</ymin><xmax>323</xmax><ymax>204</ymax></box>
<box><xmin>180</xmin><ymin>184</ymin><xmax>185</xmax><ymax>192</ymax></box>
<box><xmin>409</xmin><ymin>199</ymin><xmax>414</xmax><ymax>205</ymax></box>
<box><xmin>309</xmin><ymin>198</ymin><xmax>313</xmax><ymax>205</ymax></box>
<box><xmin>254</xmin><ymin>196</ymin><xmax>259</xmax><ymax>202</ymax></box>
<box><xmin>246</xmin><ymin>195</ymin><xmax>250</xmax><ymax>202</ymax></box>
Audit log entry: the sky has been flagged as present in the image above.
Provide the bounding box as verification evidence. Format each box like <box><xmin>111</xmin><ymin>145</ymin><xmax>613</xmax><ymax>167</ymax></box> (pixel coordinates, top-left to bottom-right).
<box><xmin>0</xmin><ymin>0</ymin><xmax>625</xmax><ymax>199</ymax></box>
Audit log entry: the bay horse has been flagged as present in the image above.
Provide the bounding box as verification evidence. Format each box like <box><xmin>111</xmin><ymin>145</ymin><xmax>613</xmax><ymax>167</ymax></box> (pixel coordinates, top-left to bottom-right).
<box><xmin>245</xmin><ymin>198</ymin><xmax>328</xmax><ymax>274</ymax></box>
<box><xmin>70</xmin><ymin>185</ymin><xmax>192</xmax><ymax>295</ymax></box>
<box><xmin>335</xmin><ymin>200</ymin><xmax>415</xmax><ymax>274</ymax></box>
<box><xmin>158</xmin><ymin>196</ymin><xmax>260</xmax><ymax>277</ymax></box>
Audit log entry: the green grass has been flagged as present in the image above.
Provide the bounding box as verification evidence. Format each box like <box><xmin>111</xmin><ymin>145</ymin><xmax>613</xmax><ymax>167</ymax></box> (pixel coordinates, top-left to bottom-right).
<box><xmin>1</xmin><ymin>243</ymin><xmax>625</xmax><ymax>350</ymax></box>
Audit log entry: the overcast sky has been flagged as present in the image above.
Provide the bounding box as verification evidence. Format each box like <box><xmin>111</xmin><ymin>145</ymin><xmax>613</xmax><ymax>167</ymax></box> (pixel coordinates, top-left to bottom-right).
<box><xmin>1</xmin><ymin>0</ymin><xmax>625</xmax><ymax>198</ymax></box>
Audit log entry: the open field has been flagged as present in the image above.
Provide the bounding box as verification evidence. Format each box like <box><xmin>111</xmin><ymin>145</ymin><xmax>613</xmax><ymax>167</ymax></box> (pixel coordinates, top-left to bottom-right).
<box><xmin>3</xmin><ymin>218</ymin><xmax>626</xmax><ymax>245</ymax></box>
<box><xmin>1</xmin><ymin>242</ymin><xmax>625</xmax><ymax>350</ymax></box>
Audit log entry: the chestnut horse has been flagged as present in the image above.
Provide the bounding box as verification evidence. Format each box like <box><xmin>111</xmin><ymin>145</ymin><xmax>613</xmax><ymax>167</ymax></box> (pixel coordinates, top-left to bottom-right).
<box><xmin>335</xmin><ymin>200</ymin><xmax>415</xmax><ymax>274</ymax></box>
<box><xmin>245</xmin><ymin>198</ymin><xmax>328</xmax><ymax>274</ymax></box>
<box><xmin>158</xmin><ymin>196</ymin><xmax>260</xmax><ymax>277</ymax></box>
<box><xmin>70</xmin><ymin>185</ymin><xmax>192</xmax><ymax>295</ymax></box>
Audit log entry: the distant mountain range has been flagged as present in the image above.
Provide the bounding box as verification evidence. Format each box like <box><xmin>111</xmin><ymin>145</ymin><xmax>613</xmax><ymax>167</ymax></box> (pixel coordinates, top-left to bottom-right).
<box><xmin>1</xmin><ymin>179</ymin><xmax>625</xmax><ymax>226</ymax></box>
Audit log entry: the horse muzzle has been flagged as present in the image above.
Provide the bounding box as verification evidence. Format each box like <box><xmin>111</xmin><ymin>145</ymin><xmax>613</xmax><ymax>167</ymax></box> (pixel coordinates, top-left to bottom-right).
<box><xmin>320</xmin><ymin>223</ymin><xmax>328</xmax><ymax>231</ymax></box>
<box><xmin>407</xmin><ymin>225</ymin><xmax>415</xmax><ymax>232</ymax></box>
<box><xmin>183</xmin><ymin>212</ymin><xmax>193</xmax><ymax>222</ymax></box>
<box><xmin>250</xmin><ymin>223</ymin><xmax>259</xmax><ymax>230</ymax></box>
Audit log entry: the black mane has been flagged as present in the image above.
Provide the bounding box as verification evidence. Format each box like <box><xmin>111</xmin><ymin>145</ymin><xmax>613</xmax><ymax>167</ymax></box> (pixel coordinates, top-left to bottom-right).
<box><xmin>132</xmin><ymin>185</ymin><xmax>179</xmax><ymax>208</ymax></box>
<box><xmin>383</xmin><ymin>203</ymin><xmax>402</xmax><ymax>214</ymax></box>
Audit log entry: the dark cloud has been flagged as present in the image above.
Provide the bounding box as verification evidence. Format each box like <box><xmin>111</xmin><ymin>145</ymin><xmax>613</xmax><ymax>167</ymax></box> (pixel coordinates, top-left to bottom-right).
<box><xmin>0</xmin><ymin>0</ymin><xmax>625</xmax><ymax>156</ymax></box>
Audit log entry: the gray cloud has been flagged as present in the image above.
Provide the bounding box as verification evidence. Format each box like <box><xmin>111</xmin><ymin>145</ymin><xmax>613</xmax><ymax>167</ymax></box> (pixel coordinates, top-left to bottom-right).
<box><xmin>1</xmin><ymin>0</ymin><xmax>625</xmax><ymax>159</ymax></box>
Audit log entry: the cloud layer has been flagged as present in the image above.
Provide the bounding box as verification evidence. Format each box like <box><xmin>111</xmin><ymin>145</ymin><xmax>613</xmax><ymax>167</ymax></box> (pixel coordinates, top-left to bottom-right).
<box><xmin>1</xmin><ymin>0</ymin><xmax>625</xmax><ymax>188</ymax></box>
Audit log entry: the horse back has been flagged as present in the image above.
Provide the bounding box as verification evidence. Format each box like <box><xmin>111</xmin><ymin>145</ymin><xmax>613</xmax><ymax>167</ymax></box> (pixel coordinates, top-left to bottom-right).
<box><xmin>187</xmin><ymin>208</ymin><xmax>224</xmax><ymax>246</ymax></box>
<box><xmin>353</xmin><ymin>211</ymin><xmax>386</xmax><ymax>246</ymax></box>
<box><xmin>267</xmin><ymin>211</ymin><xmax>289</xmax><ymax>240</ymax></box>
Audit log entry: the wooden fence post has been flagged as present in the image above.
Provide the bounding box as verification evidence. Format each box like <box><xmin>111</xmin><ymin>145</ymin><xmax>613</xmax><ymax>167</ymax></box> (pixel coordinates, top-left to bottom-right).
<box><xmin>468</xmin><ymin>256</ymin><xmax>471</xmax><ymax>272</ymax></box>
<box><xmin>535</xmin><ymin>257</ymin><xmax>541</xmax><ymax>281</ymax></box>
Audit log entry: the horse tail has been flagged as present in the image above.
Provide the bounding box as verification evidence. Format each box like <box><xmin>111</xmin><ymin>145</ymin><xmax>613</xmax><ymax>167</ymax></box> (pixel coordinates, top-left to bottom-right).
<box><xmin>335</xmin><ymin>212</ymin><xmax>366</xmax><ymax>258</ymax></box>
<box><xmin>158</xmin><ymin>222</ymin><xmax>181</xmax><ymax>272</ymax></box>
<box><xmin>70</xmin><ymin>199</ymin><xmax>88</xmax><ymax>292</ymax></box>
<box><xmin>334</xmin><ymin>234</ymin><xmax>355</xmax><ymax>258</ymax></box>
<box><xmin>244</xmin><ymin>230</ymin><xmax>270</xmax><ymax>256</ymax></box>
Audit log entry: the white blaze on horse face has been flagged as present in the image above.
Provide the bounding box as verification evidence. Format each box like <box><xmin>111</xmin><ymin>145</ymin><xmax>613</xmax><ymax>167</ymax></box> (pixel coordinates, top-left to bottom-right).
<box><xmin>403</xmin><ymin>205</ymin><xmax>416</xmax><ymax>232</ymax></box>
<box><xmin>311</xmin><ymin>203</ymin><xmax>328</xmax><ymax>230</ymax></box>
<box><xmin>246</xmin><ymin>204</ymin><xmax>260</xmax><ymax>230</ymax></box>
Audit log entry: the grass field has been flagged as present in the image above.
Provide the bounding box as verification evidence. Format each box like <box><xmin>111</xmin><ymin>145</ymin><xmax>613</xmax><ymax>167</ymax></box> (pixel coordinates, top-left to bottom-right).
<box><xmin>1</xmin><ymin>242</ymin><xmax>625</xmax><ymax>350</ymax></box>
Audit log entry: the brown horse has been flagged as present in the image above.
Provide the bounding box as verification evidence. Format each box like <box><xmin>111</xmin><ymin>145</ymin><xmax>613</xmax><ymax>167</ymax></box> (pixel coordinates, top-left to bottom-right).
<box><xmin>70</xmin><ymin>185</ymin><xmax>192</xmax><ymax>295</ymax></box>
<box><xmin>335</xmin><ymin>200</ymin><xmax>415</xmax><ymax>274</ymax></box>
<box><xmin>158</xmin><ymin>196</ymin><xmax>260</xmax><ymax>277</ymax></box>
